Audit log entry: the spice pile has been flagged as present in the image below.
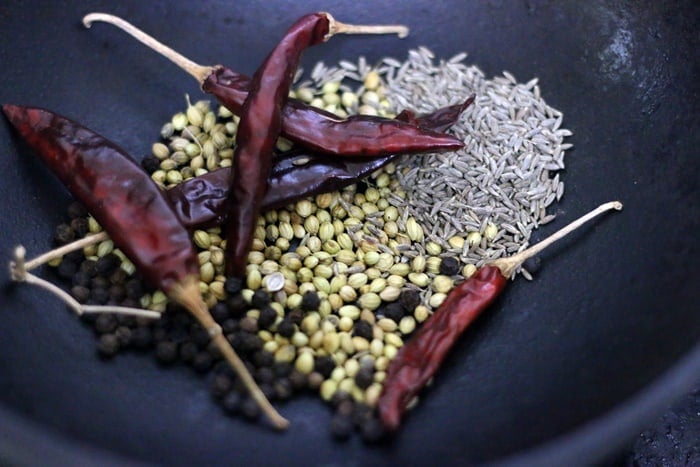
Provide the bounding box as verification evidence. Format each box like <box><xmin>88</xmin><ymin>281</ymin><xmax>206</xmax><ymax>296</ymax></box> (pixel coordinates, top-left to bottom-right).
<box><xmin>4</xmin><ymin>11</ymin><xmax>587</xmax><ymax>441</ymax></box>
<box><xmin>37</xmin><ymin>49</ymin><xmax>570</xmax><ymax>439</ymax></box>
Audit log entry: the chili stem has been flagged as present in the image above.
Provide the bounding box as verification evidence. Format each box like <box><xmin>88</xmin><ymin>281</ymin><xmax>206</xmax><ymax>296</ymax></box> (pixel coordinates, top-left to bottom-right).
<box><xmin>324</xmin><ymin>13</ymin><xmax>409</xmax><ymax>39</ymax></box>
<box><xmin>170</xmin><ymin>277</ymin><xmax>289</xmax><ymax>430</ymax></box>
<box><xmin>82</xmin><ymin>13</ymin><xmax>214</xmax><ymax>83</ymax></box>
<box><xmin>10</xmin><ymin>246</ymin><xmax>160</xmax><ymax>319</ymax></box>
<box><xmin>82</xmin><ymin>13</ymin><xmax>408</xmax><ymax>83</ymax></box>
<box><xmin>491</xmin><ymin>201</ymin><xmax>623</xmax><ymax>278</ymax></box>
<box><xmin>23</xmin><ymin>231</ymin><xmax>108</xmax><ymax>271</ymax></box>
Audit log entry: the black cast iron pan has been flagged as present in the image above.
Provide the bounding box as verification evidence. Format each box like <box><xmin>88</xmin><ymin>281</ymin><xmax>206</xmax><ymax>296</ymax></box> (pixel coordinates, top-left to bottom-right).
<box><xmin>0</xmin><ymin>1</ymin><xmax>698</xmax><ymax>465</ymax></box>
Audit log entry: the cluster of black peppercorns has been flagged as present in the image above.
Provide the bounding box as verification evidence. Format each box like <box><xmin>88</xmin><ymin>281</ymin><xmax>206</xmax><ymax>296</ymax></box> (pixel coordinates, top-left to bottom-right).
<box><xmin>50</xmin><ymin>201</ymin><xmax>388</xmax><ymax>441</ymax></box>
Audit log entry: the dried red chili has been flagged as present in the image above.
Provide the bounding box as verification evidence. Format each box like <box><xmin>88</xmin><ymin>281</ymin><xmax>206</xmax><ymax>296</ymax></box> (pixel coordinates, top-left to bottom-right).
<box><xmin>377</xmin><ymin>201</ymin><xmax>623</xmax><ymax>431</ymax></box>
<box><xmin>221</xmin><ymin>12</ymin><xmax>410</xmax><ymax>277</ymax></box>
<box><xmin>82</xmin><ymin>13</ymin><xmax>465</xmax><ymax>157</ymax></box>
<box><xmin>167</xmin><ymin>96</ymin><xmax>474</xmax><ymax>229</ymax></box>
<box><xmin>2</xmin><ymin>104</ymin><xmax>289</xmax><ymax>429</ymax></box>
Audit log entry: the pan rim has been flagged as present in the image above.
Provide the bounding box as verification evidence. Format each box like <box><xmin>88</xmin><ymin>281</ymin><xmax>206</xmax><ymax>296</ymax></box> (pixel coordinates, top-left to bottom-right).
<box><xmin>1</xmin><ymin>343</ymin><xmax>699</xmax><ymax>466</ymax></box>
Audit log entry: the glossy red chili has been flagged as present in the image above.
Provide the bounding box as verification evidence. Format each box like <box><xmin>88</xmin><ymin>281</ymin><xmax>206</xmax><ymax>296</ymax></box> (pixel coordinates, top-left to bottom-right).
<box><xmin>224</xmin><ymin>13</ymin><xmax>332</xmax><ymax>276</ymax></box>
<box><xmin>377</xmin><ymin>265</ymin><xmax>507</xmax><ymax>431</ymax></box>
<box><xmin>2</xmin><ymin>104</ymin><xmax>199</xmax><ymax>294</ymax></box>
<box><xmin>167</xmin><ymin>97</ymin><xmax>474</xmax><ymax>229</ymax></box>
<box><xmin>83</xmin><ymin>13</ymin><xmax>464</xmax><ymax>157</ymax></box>
<box><xmin>377</xmin><ymin>201</ymin><xmax>623</xmax><ymax>431</ymax></box>
<box><xmin>2</xmin><ymin>104</ymin><xmax>289</xmax><ymax>429</ymax></box>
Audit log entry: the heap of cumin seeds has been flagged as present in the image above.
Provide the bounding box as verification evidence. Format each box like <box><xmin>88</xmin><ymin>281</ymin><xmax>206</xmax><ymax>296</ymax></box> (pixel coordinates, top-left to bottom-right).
<box><xmin>379</xmin><ymin>47</ymin><xmax>572</xmax><ymax>276</ymax></box>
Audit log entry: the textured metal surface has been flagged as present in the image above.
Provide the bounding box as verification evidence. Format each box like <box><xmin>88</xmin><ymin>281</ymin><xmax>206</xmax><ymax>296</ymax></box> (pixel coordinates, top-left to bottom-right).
<box><xmin>0</xmin><ymin>1</ymin><xmax>698</xmax><ymax>465</ymax></box>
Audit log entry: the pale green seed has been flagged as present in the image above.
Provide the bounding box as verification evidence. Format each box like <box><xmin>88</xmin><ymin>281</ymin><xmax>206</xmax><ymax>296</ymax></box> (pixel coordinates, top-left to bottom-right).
<box><xmin>432</xmin><ymin>275</ymin><xmax>454</xmax><ymax>294</ymax></box>
<box><xmin>295</xmin><ymin>351</ymin><xmax>314</xmax><ymax>374</ymax></box>
<box><xmin>358</xmin><ymin>292</ymin><xmax>381</xmax><ymax>310</ymax></box>
<box><xmin>463</xmin><ymin>263</ymin><xmax>478</xmax><ymax>277</ymax></box>
<box><xmin>152</xmin><ymin>142</ymin><xmax>170</xmax><ymax>160</ymax></box>
<box><xmin>363</xmin><ymin>70</ymin><xmax>380</xmax><ymax>90</ymax></box>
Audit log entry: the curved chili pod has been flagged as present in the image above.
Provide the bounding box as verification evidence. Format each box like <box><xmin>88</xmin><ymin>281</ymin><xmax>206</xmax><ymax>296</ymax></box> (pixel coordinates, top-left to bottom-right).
<box><xmin>167</xmin><ymin>97</ymin><xmax>474</xmax><ymax>229</ymax></box>
<box><xmin>206</xmin><ymin>67</ymin><xmax>466</xmax><ymax>156</ymax></box>
<box><xmin>83</xmin><ymin>13</ymin><xmax>464</xmax><ymax>157</ymax></box>
<box><xmin>224</xmin><ymin>13</ymin><xmax>334</xmax><ymax>276</ymax></box>
<box><xmin>377</xmin><ymin>265</ymin><xmax>507</xmax><ymax>431</ymax></box>
<box><xmin>2</xmin><ymin>104</ymin><xmax>198</xmax><ymax>293</ymax></box>
<box><xmin>2</xmin><ymin>104</ymin><xmax>289</xmax><ymax>429</ymax></box>
<box><xmin>376</xmin><ymin>201</ymin><xmax>623</xmax><ymax>431</ymax></box>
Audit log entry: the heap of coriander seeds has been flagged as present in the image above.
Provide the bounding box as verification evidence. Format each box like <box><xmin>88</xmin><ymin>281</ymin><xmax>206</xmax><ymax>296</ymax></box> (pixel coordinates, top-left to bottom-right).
<box><xmin>48</xmin><ymin>49</ymin><xmax>569</xmax><ymax>440</ymax></box>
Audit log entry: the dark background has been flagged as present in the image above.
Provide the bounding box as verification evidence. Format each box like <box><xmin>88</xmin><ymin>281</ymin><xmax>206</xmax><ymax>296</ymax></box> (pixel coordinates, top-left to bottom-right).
<box><xmin>0</xmin><ymin>1</ymin><xmax>698</xmax><ymax>465</ymax></box>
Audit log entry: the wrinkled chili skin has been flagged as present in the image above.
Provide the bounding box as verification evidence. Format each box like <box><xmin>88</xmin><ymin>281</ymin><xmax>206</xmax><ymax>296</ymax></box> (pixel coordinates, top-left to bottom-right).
<box><xmin>202</xmin><ymin>68</ymin><xmax>464</xmax><ymax>156</ymax></box>
<box><xmin>225</xmin><ymin>13</ymin><xmax>331</xmax><ymax>277</ymax></box>
<box><xmin>167</xmin><ymin>98</ymin><xmax>473</xmax><ymax>229</ymax></box>
<box><xmin>377</xmin><ymin>264</ymin><xmax>508</xmax><ymax>431</ymax></box>
<box><xmin>3</xmin><ymin>104</ymin><xmax>198</xmax><ymax>293</ymax></box>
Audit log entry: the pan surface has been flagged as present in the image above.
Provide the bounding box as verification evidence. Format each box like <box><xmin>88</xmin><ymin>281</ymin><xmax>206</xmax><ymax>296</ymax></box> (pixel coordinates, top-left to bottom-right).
<box><xmin>0</xmin><ymin>1</ymin><xmax>698</xmax><ymax>465</ymax></box>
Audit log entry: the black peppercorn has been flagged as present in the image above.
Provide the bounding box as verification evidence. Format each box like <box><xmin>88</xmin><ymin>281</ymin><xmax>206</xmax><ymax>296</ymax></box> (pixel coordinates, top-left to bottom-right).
<box><xmin>273</xmin><ymin>378</ymin><xmax>293</xmax><ymax>400</ymax></box>
<box><xmin>57</xmin><ymin>258</ymin><xmax>78</xmax><ymax>280</ymax></box>
<box><xmin>155</xmin><ymin>341</ymin><xmax>179</xmax><ymax>364</ymax></box>
<box><xmin>221</xmin><ymin>391</ymin><xmax>242</xmax><ymax>415</ymax></box>
<box><xmin>211</xmin><ymin>302</ymin><xmax>230</xmax><ymax>323</ymax></box>
<box><xmin>273</xmin><ymin>362</ymin><xmax>293</xmax><ymax>378</ymax></box>
<box><xmin>179</xmin><ymin>341</ymin><xmax>198</xmax><ymax>362</ymax></box>
<box><xmin>352</xmin><ymin>319</ymin><xmax>373</xmax><ymax>340</ymax></box>
<box><xmin>108</xmin><ymin>284</ymin><xmax>126</xmax><ymax>303</ymax></box>
<box><xmin>221</xmin><ymin>319</ymin><xmax>238</xmax><ymax>334</ymax></box>
<box><xmin>115</xmin><ymin>326</ymin><xmax>132</xmax><ymax>347</ymax></box>
<box><xmin>95</xmin><ymin>253</ymin><xmax>120</xmax><ymax>276</ymax></box>
<box><xmin>226</xmin><ymin>293</ymin><xmax>248</xmax><ymax>316</ymax></box>
<box><xmin>70</xmin><ymin>217</ymin><xmax>89</xmax><ymax>237</ymax></box>
<box><xmin>276</xmin><ymin>318</ymin><xmax>295</xmax><ymax>338</ymax></box>
<box><xmin>255</xmin><ymin>367</ymin><xmax>275</xmax><ymax>384</ymax></box>
<box><xmin>288</xmin><ymin>369</ymin><xmax>308</xmax><ymax>390</ymax></box>
<box><xmin>314</xmin><ymin>356</ymin><xmax>335</xmax><ymax>378</ymax></box>
<box><xmin>94</xmin><ymin>313</ymin><xmax>118</xmax><ymax>334</ymax></box>
<box><xmin>238</xmin><ymin>316</ymin><xmax>258</xmax><ymax>334</ymax></box>
<box><xmin>209</xmin><ymin>374</ymin><xmax>233</xmax><ymax>399</ymax></box>
<box><xmin>224</xmin><ymin>276</ymin><xmax>244</xmax><ymax>295</ymax></box>
<box><xmin>97</xmin><ymin>333</ymin><xmax>120</xmax><ymax>358</ymax></box>
<box><xmin>190</xmin><ymin>325</ymin><xmax>211</xmax><ymax>348</ymax></box>
<box><xmin>71</xmin><ymin>285</ymin><xmax>90</xmax><ymax>303</ymax></box>
<box><xmin>240</xmin><ymin>395</ymin><xmax>261</xmax><ymax>420</ymax></box>
<box><xmin>140</xmin><ymin>155</ymin><xmax>161</xmax><ymax>173</ymax></box>
<box><xmin>89</xmin><ymin>286</ymin><xmax>110</xmax><ymax>305</ymax></box>
<box><xmin>354</xmin><ymin>366</ymin><xmax>374</xmax><ymax>390</ymax></box>
<box><xmin>251</xmin><ymin>289</ymin><xmax>271</xmax><ymax>309</ymax></box>
<box><xmin>124</xmin><ymin>279</ymin><xmax>143</xmax><ymax>300</ymax></box>
<box><xmin>54</xmin><ymin>223</ymin><xmax>75</xmax><ymax>245</ymax></box>
<box><xmin>382</xmin><ymin>302</ymin><xmax>405</xmax><ymax>323</ymax></box>
<box><xmin>399</xmin><ymin>289</ymin><xmax>421</xmax><ymax>312</ymax></box>
<box><xmin>523</xmin><ymin>256</ymin><xmax>541</xmax><ymax>274</ymax></box>
<box><xmin>79</xmin><ymin>259</ymin><xmax>98</xmax><ymax>277</ymax></box>
<box><xmin>109</xmin><ymin>268</ymin><xmax>128</xmax><ymax>285</ymax></box>
<box><xmin>257</xmin><ymin>305</ymin><xmax>277</xmax><ymax>329</ymax></box>
<box><xmin>67</xmin><ymin>202</ymin><xmax>88</xmax><ymax>219</ymax></box>
<box><xmin>252</xmin><ymin>350</ymin><xmax>274</xmax><ymax>368</ymax></box>
<box><xmin>286</xmin><ymin>308</ymin><xmax>304</xmax><ymax>326</ymax></box>
<box><xmin>301</xmin><ymin>291</ymin><xmax>320</xmax><ymax>311</ymax></box>
<box><xmin>71</xmin><ymin>270</ymin><xmax>91</xmax><ymax>288</ymax></box>
<box><xmin>439</xmin><ymin>256</ymin><xmax>461</xmax><ymax>275</ymax></box>
<box><xmin>192</xmin><ymin>351</ymin><xmax>213</xmax><ymax>372</ymax></box>
<box><xmin>130</xmin><ymin>326</ymin><xmax>153</xmax><ymax>350</ymax></box>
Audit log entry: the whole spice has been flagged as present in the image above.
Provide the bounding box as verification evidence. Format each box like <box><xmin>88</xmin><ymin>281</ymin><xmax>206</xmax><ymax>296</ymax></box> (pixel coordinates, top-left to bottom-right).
<box><xmin>82</xmin><ymin>13</ymin><xmax>466</xmax><ymax>157</ymax></box>
<box><xmin>2</xmin><ymin>105</ymin><xmax>288</xmax><ymax>429</ymax></box>
<box><xmin>377</xmin><ymin>201</ymin><xmax>623</xmax><ymax>430</ymax></box>
<box><xmin>167</xmin><ymin>98</ymin><xmax>474</xmax><ymax>229</ymax></box>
